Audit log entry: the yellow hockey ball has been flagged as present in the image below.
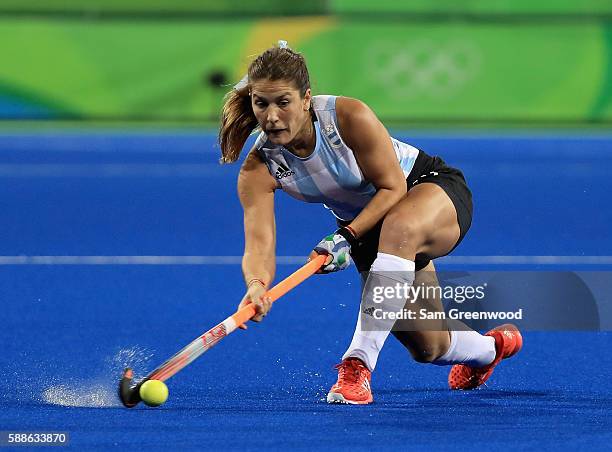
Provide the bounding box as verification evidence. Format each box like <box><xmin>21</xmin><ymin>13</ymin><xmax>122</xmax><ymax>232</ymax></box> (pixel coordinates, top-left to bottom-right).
<box><xmin>139</xmin><ymin>380</ymin><xmax>169</xmax><ymax>407</ymax></box>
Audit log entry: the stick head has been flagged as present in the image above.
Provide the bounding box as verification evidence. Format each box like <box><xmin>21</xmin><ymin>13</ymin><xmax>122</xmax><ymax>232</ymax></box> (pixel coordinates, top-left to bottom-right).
<box><xmin>118</xmin><ymin>368</ymin><xmax>145</xmax><ymax>408</ymax></box>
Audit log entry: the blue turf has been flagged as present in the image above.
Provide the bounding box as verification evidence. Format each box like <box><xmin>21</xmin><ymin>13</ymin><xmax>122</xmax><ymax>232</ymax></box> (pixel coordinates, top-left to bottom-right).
<box><xmin>0</xmin><ymin>131</ymin><xmax>611</xmax><ymax>450</ymax></box>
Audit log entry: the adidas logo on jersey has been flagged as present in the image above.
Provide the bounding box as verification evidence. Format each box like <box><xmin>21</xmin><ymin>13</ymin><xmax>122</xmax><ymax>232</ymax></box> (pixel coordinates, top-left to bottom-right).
<box><xmin>275</xmin><ymin>162</ymin><xmax>295</xmax><ymax>179</ymax></box>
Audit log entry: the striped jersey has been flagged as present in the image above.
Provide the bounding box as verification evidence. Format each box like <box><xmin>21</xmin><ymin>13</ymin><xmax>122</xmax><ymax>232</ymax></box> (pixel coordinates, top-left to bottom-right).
<box><xmin>255</xmin><ymin>95</ymin><xmax>420</xmax><ymax>221</ymax></box>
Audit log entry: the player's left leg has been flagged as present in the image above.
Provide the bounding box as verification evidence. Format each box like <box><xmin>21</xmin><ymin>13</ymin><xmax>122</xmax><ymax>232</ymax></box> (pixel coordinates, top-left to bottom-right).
<box><xmin>390</xmin><ymin>261</ymin><xmax>506</xmax><ymax>366</ymax></box>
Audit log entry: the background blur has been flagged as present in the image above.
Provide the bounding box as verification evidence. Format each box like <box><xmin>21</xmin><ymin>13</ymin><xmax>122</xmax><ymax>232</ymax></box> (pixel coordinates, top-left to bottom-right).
<box><xmin>2</xmin><ymin>0</ymin><xmax>612</xmax><ymax>125</ymax></box>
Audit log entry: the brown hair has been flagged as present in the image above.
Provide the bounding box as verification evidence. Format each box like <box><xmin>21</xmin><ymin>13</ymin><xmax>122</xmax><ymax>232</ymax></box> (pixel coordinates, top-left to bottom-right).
<box><xmin>219</xmin><ymin>46</ymin><xmax>311</xmax><ymax>163</ymax></box>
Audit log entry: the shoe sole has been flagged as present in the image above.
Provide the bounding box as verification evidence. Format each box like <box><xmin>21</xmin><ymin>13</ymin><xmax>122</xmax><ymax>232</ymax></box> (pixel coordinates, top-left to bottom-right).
<box><xmin>326</xmin><ymin>392</ymin><xmax>373</xmax><ymax>405</ymax></box>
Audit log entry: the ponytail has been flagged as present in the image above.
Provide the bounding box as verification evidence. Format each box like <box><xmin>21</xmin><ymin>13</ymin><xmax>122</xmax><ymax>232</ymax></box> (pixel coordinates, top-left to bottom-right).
<box><xmin>219</xmin><ymin>86</ymin><xmax>259</xmax><ymax>164</ymax></box>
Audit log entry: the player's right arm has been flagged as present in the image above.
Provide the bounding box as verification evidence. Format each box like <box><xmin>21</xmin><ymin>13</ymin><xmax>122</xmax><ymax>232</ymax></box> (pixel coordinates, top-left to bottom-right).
<box><xmin>236</xmin><ymin>147</ymin><xmax>278</xmax><ymax>325</ymax></box>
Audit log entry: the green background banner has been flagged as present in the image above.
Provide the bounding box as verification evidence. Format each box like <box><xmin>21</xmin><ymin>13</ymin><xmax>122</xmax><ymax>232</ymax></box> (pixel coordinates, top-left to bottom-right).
<box><xmin>1</xmin><ymin>0</ymin><xmax>610</xmax><ymax>16</ymax></box>
<box><xmin>1</xmin><ymin>4</ymin><xmax>611</xmax><ymax>123</ymax></box>
<box><xmin>0</xmin><ymin>0</ymin><xmax>326</xmax><ymax>16</ymax></box>
<box><xmin>330</xmin><ymin>0</ymin><xmax>612</xmax><ymax>16</ymax></box>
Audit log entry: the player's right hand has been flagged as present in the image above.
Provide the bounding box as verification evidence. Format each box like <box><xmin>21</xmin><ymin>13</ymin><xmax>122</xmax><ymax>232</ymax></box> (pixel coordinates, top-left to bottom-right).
<box><xmin>237</xmin><ymin>281</ymin><xmax>271</xmax><ymax>330</ymax></box>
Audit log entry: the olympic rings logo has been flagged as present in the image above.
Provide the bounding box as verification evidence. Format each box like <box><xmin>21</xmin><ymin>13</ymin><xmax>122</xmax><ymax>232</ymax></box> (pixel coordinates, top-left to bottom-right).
<box><xmin>365</xmin><ymin>39</ymin><xmax>482</xmax><ymax>99</ymax></box>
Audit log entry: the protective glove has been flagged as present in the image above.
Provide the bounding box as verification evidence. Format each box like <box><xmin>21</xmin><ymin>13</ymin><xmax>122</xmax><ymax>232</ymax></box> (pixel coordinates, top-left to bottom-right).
<box><xmin>312</xmin><ymin>226</ymin><xmax>358</xmax><ymax>273</ymax></box>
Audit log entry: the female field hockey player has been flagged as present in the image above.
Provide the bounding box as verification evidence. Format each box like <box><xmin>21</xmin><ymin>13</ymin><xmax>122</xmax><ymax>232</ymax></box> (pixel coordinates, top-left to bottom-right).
<box><xmin>219</xmin><ymin>42</ymin><xmax>522</xmax><ymax>404</ymax></box>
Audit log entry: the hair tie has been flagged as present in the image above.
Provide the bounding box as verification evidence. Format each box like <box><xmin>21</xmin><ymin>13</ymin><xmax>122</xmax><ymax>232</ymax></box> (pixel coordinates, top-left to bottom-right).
<box><xmin>233</xmin><ymin>73</ymin><xmax>248</xmax><ymax>91</ymax></box>
<box><xmin>278</xmin><ymin>40</ymin><xmax>288</xmax><ymax>49</ymax></box>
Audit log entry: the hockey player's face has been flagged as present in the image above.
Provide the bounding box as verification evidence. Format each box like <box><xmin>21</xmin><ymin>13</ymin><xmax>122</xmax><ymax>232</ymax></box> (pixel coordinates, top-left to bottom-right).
<box><xmin>251</xmin><ymin>79</ymin><xmax>311</xmax><ymax>145</ymax></box>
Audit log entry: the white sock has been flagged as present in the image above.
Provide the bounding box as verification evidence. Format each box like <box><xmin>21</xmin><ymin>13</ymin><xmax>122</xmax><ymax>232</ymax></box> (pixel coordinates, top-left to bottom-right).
<box><xmin>431</xmin><ymin>328</ymin><xmax>496</xmax><ymax>367</ymax></box>
<box><xmin>342</xmin><ymin>252</ymin><xmax>415</xmax><ymax>371</ymax></box>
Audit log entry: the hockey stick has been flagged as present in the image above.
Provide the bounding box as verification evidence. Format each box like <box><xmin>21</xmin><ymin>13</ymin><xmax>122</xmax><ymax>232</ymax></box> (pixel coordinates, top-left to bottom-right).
<box><xmin>119</xmin><ymin>254</ymin><xmax>326</xmax><ymax>408</ymax></box>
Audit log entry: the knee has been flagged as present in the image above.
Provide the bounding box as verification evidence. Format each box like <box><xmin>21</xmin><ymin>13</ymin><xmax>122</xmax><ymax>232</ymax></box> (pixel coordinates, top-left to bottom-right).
<box><xmin>380</xmin><ymin>209</ymin><xmax>425</xmax><ymax>251</ymax></box>
<box><xmin>410</xmin><ymin>347</ymin><xmax>443</xmax><ymax>364</ymax></box>
<box><xmin>405</xmin><ymin>334</ymin><xmax>450</xmax><ymax>364</ymax></box>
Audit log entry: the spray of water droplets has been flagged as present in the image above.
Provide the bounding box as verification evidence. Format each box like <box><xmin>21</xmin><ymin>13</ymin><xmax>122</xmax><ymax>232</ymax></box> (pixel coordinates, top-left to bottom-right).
<box><xmin>39</xmin><ymin>346</ymin><xmax>154</xmax><ymax>408</ymax></box>
<box><xmin>41</xmin><ymin>383</ymin><xmax>116</xmax><ymax>407</ymax></box>
<box><xmin>109</xmin><ymin>346</ymin><xmax>155</xmax><ymax>381</ymax></box>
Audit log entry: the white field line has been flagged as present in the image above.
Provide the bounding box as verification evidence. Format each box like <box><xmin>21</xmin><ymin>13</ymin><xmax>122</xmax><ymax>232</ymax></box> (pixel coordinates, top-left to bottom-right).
<box><xmin>0</xmin><ymin>256</ymin><xmax>610</xmax><ymax>265</ymax></box>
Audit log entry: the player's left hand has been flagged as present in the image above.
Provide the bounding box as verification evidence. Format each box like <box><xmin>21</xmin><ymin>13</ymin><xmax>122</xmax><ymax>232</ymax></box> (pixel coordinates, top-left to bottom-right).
<box><xmin>237</xmin><ymin>281</ymin><xmax>271</xmax><ymax>330</ymax></box>
<box><xmin>309</xmin><ymin>227</ymin><xmax>357</xmax><ymax>273</ymax></box>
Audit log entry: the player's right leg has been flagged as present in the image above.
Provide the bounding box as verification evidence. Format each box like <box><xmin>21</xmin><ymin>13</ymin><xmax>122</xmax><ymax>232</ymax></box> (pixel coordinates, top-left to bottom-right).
<box><xmin>392</xmin><ymin>261</ymin><xmax>522</xmax><ymax>390</ymax></box>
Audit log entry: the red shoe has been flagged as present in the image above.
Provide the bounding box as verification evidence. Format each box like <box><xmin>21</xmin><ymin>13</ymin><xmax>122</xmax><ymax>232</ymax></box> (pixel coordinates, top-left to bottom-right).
<box><xmin>448</xmin><ymin>323</ymin><xmax>523</xmax><ymax>390</ymax></box>
<box><xmin>327</xmin><ymin>357</ymin><xmax>373</xmax><ymax>404</ymax></box>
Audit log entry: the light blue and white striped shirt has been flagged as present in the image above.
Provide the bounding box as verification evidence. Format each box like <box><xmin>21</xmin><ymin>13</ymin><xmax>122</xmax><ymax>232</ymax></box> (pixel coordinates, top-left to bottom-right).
<box><xmin>255</xmin><ymin>95</ymin><xmax>419</xmax><ymax>221</ymax></box>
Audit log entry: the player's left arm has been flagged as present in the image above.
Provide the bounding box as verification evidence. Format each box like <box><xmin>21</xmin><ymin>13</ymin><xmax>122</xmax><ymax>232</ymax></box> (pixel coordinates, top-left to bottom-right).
<box><xmin>336</xmin><ymin>96</ymin><xmax>407</xmax><ymax>238</ymax></box>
